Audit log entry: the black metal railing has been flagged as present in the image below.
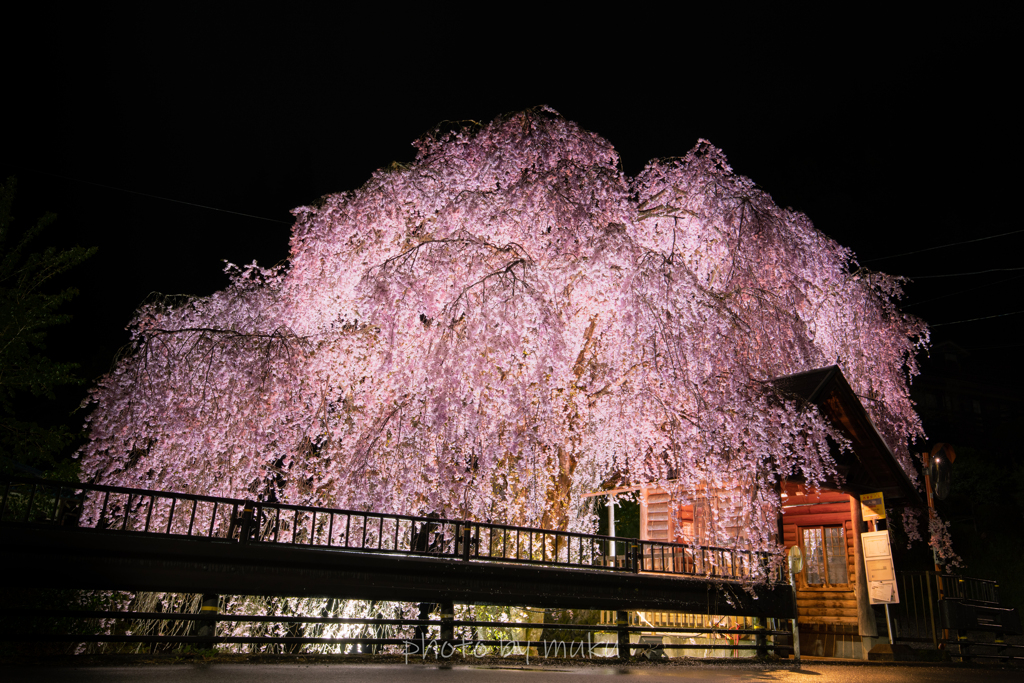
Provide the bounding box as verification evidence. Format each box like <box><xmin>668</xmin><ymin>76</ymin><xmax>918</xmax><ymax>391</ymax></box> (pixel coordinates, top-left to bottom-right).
<box><xmin>892</xmin><ymin>571</ymin><xmax>941</xmax><ymax>646</ymax></box>
<box><xmin>944</xmin><ymin>574</ymin><xmax>1000</xmax><ymax>605</ymax></box>
<box><xmin>637</xmin><ymin>540</ymin><xmax>774</xmax><ymax>581</ymax></box>
<box><xmin>1</xmin><ymin>476</ymin><xmax>783</xmax><ymax>583</ymax></box>
<box><xmin>0</xmin><ymin>606</ymin><xmax>791</xmax><ymax>659</ymax></box>
<box><xmin>890</xmin><ymin>570</ymin><xmax>1023</xmax><ymax>663</ymax></box>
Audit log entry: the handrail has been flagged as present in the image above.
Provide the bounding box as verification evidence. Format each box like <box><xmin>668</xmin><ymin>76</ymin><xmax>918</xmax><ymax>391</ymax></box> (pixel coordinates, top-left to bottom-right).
<box><xmin>1</xmin><ymin>476</ymin><xmax>783</xmax><ymax>583</ymax></box>
<box><xmin>941</xmin><ymin>573</ymin><xmax>1000</xmax><ymax>605</ymax></box>
<box><xmin>897</xmin><ymin>570</ymin><xmax>1002</xmax><ymax>605</ymax></box>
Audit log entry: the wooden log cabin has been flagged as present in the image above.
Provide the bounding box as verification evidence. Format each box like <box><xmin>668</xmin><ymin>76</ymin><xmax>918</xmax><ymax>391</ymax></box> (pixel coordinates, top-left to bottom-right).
<box><xmin>629</xmin><ymin>366</ymin><xmax>923</xmax><ymax>659</ymax></box>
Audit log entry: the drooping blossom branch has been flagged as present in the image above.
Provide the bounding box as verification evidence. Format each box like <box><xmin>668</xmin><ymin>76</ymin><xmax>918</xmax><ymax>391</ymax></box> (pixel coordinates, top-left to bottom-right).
<box><xmin>927</xmin><ymin>514</ymin><xmax>963</xmax><ymax>568</ymax></box>
<box><xmin>79</xmin><ymin>107</ymin><xmax>928</xmax><ymax>563</ymax></box>
<box><xmin>901</xmin><ymin>507</ymin><xmax>924</xmax><ymax>548</ymax></box>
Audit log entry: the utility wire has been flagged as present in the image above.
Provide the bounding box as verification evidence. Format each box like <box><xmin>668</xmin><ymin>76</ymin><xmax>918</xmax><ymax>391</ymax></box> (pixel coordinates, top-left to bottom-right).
<box><xmin>908</xmin><ymin>266</ymin><xmax>1024</xmax><ymax>279</ymax></box>
<box><xmin>863</xmin><ymin>228</ymin><xmax>1024</xmax><ymax>263</ymax></box>
<box><xmin>903</xmin><ymin>273</ymin><xmax>1024</xmax><ymax>307</ymax></box>
<box><xmin>962</xmin><ymin>343</ymin><xmax>1024</xmax><ymax>351</ymax></box>
<box><xmin>38</xmin><ymin>171</ymin><xmax>292</xmax><ymax>225</ymax></box>
<box><xmin>930</xmin><ymin>310</ymin><xmax>1024</xmax><ymax>327</ymax></box>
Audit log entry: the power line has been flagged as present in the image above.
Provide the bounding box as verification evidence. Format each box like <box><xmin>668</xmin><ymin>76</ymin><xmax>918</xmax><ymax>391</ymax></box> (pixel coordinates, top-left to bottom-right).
<box><xmin>903</xmin><ymin>273</ymin><xmax>1024</xmax><ymax>307</ymax></box>
<box><xmin>38</xmin><ymin>171</ymin><xmax>292</xmax><ymax>225</ymax></box>
<box><xmin>863</xmin><ymin>228</ymin><xmax>1024</xmax><ymax>263</ymax></box>
<box><xmin>930</xmin><ymin>310</ymin><xmax>1024</xmax><ymax>327</ymax></box>
<box><xmin>908</xmin><ymin>266</ymin><xmax>1024</xmax><ymax>279</ymax></box>
<box><xmin>962</xmin><ymin>343</ymin><xmax>1024</xmax><ymax>351</ymax></box>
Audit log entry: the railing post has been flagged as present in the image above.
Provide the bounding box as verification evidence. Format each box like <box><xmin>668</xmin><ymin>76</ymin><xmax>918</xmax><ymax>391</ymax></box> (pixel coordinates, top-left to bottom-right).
<box><xmin>415</xmin><ymin>602</ymin><xmax>432</xmax><ymax>642</ymax></box>
<box><xmin>957</xmin><ymin>630</ymin><xmax>971</xmax><ymax>663</ymax></box>
<box><xmin>461</xmin><ymin>526</ymin><xmax>472</xmax><ymax>561</ymax></box>
<box><xmin>238</xmin><ymin>501</ymin><xmax>254</xmax><ymax>545</ymax></box>
<box><xmin>196</xmin><ymin>594</ymin><xmax>219</xmax><ymax>649</ymax></box>
<box><xmin>0</xmin><ymin>480</ymin><xmax>11</xmax><ymax>521</ymax></box>
<box><xmin>24</xmin><ymin>483</ymin><xmax>38</xmax><ymax>523</ymax></box>
<box><xmin>440</xmin><ymin>600</ymin><xmax>455</xmax><ymax>645</ymax></box>
<box><xmin>616</xmin><ymin>610</ymin><xmax>630</xmax><ymax>659</ymax></box>
<box><xmin>995</xmin><ymin>631</ymin><xmax>1007</xmax><ymax>663</ymax></box>
<box><xmin>754</xmin><ymin>617</ymin><xmax>767</xmax><ymax>657</ymax></box>
<box><xmin>227</xmin><ymin>504</ymin><xmax>239</xmax><ymax>539</ymax></box>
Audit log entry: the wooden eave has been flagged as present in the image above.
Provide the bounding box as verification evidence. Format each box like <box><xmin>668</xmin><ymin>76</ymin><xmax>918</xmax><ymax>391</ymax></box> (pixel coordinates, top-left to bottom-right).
<box><xmin>772</xmin><ymin>366</ymin><xmax>924</xmax><ymax>508</ymax></box>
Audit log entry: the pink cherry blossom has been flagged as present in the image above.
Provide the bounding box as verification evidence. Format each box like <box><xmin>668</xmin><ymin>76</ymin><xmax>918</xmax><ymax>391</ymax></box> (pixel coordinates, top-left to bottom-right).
<box><xmin>79</xmin><ymin>107</ymin><xmax>927</xmax><ymax>559</ymax></box>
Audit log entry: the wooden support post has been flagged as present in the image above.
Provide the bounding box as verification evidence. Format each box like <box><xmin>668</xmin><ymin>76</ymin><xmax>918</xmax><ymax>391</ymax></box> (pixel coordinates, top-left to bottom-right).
<box><xmin>850</xmin><ymin>494</ymin><xmax>878</xmax><ymax>655</ymax></box>
<box><xmin>925</xmin><ymin>570</ymin><xmax>939</xmax><ymax>649</ymax></box>
<box><xmin>616</xmin><ymin>610</ymin><xmax>630</xmax><ymax>659</ymax></box>
<box><xmin>922</xmin><ymin>451</ymin><xmax>948</xmax><ymax>648</ymax></box>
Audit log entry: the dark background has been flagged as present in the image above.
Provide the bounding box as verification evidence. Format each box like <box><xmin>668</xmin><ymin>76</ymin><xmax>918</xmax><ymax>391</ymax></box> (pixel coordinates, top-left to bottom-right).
<box><xmin>4</xmin><ymin>6</ymin><xmax>1021</xmax><ymax>585</ymax></box>
<box><xmin>6</xmin><ymin>7</ymin><xmax>1021</xmax><ymax>385</ymax></box>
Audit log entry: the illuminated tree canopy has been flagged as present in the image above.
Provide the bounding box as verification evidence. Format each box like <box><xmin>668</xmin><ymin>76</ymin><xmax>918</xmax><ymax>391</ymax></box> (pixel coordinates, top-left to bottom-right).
<box><xmin>79</xmin><ymin>108</ymin><xmax>927</xmax><ymax>555</ymax></box>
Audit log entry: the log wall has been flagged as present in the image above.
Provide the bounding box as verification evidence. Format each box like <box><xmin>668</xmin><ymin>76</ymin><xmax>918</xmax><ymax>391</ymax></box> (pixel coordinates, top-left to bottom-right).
<box><xmin>781</xmin><ymin>487</ymin><xmax>858</xmax><ymax>626</ymax></box>
<box><xmin>638</xmin><ymin>483</ymin><xmax>869</xmax><ymax>658</ymax></box>
<box><xmin>641</xmin><ymin>487</ymin><xmax>746</xmax><ymax>547</ymax></box>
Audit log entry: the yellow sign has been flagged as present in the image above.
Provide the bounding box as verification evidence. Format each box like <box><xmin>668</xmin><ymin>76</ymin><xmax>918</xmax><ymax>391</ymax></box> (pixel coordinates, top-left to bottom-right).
<box><xmin>860</xmin><ymin>492</ymin><xmax>886</xmax><ymax>521</ymax></box>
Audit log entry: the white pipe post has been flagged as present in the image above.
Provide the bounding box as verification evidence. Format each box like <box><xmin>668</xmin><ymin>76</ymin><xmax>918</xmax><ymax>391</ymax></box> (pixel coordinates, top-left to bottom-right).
<box><xmin>608</xmin><ymin>496</ymin><xmax>617</xmax><ymax>562</ymax></box>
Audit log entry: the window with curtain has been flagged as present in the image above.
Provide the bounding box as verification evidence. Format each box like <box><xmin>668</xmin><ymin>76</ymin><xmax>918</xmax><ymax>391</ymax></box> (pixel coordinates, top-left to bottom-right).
<box><xmin>801</xmin><ymin>526</ymin><xmax>849</xmax><ymax>587</ymax></box>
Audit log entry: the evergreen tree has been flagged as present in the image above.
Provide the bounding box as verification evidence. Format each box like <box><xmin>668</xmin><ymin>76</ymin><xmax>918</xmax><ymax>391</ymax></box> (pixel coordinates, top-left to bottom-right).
<box><xmin>0</xmin><ymin>177</ymin><xmax>96</xmax><ymax>475</ymax></box>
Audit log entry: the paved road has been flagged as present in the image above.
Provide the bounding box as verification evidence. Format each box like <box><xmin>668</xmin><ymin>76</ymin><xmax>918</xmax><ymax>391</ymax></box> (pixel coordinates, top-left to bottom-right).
<box><xmin>2</xmin><ymin>663</ymin><xmax>1021</xmax><ymax>682</ymax></box>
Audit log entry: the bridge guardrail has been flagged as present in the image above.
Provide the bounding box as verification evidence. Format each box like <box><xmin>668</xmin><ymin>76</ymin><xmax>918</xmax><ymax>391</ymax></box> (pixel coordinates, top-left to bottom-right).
<box><xmin>1</xmin><ymin>476</ymin><xmax>783</xmax><ymax>584</ymax></box>
<box><xmin>0</xmin><ymin>607</ymin><xmax>790</xmax><ymax>659</ymax></box>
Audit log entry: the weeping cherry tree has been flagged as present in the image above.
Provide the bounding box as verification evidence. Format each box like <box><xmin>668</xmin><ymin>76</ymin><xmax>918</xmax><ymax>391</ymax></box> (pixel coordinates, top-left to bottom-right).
<box><xmin>79</xmin><ymin>107</ymin><xmax>927</xmax><ymax>562</ymax></box>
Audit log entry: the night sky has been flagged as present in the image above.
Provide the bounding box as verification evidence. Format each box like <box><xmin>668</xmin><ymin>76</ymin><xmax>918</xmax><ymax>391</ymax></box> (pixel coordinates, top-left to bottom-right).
<box><xmin>5</xmin><ymin>7</ymin><xmax>1021</xmax><ymax>424</ymax></box>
